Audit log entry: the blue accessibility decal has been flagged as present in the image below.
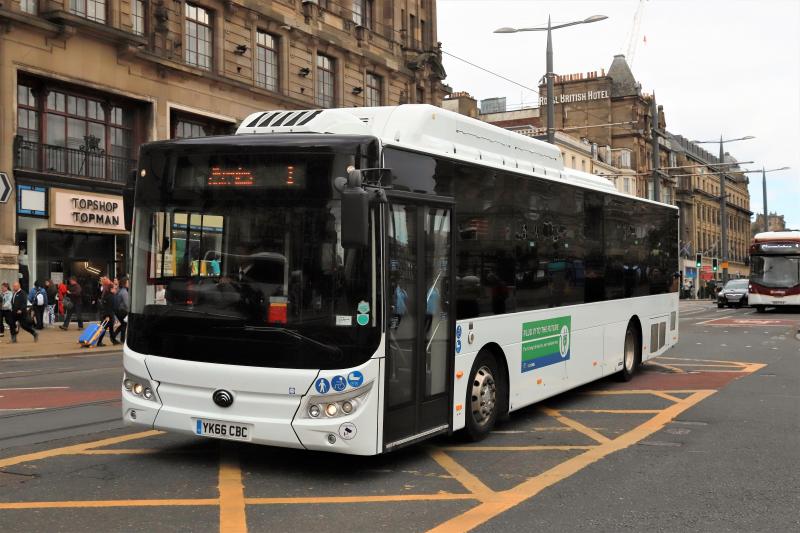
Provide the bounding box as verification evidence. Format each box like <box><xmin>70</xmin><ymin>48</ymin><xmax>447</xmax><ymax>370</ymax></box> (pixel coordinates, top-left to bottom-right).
<box><xmin>314</xmin><ymin>377</ymin><xmax>330</xmax><ymax>394</ymax></box>
<box><xmin>331</xmin><ymin>375</ymin><xmax>347</xmax><ymax>392</ymax></box>
<box><xmin>456</xmin><ymin>324</ymin><xmax>462</xmax><ymax>339</ymax></box>
<box><xmin>456</xmin><ymin>338</ymin><xmax>462</xmax><ymax>354</ymax></box>
<box><xmin>347</xmin><ymin>370</ymin><xmax>364</xmax><ymax>388</ymax></box>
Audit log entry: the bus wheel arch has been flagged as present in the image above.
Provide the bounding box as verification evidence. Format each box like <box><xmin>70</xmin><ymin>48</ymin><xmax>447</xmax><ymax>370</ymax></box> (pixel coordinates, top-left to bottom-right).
<box><xmin>618</xmin><ymin>316</ymin><xmax>642</xmax><ymax>382</ymax></box>
<box><xmin>464</xmin><ymin>343</ymin><xmax>508</xmax><ymax>441</ymax></box>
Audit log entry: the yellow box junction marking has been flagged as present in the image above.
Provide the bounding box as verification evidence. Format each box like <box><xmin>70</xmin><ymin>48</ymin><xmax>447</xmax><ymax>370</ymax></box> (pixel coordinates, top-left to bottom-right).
<box><xmin>0</xmin><ymin>358</ymin><xmax>765</xmax><ymax>532</ymax></box>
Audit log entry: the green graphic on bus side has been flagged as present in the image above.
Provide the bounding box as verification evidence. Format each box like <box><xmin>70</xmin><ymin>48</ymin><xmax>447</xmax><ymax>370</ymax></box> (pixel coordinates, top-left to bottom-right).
<box><xmin>521</xmin><ymin>316</ymin><xmax>571</xmax><ymax>373</ymax></box>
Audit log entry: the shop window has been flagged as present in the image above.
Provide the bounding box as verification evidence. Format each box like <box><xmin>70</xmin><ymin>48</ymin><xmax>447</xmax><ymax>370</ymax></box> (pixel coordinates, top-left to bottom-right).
<box><xmin>256</xmin><ymin>31</ymin><xmax>279</xmax><ymax>92</ymax></box>
<box><xmin>131</xmin><ymin>0</ymin><xmax>145</xmax><ymax>35</ymax></box>
<box><xmin>316</xmin><ymin>54</ymin><xmax>335</xmax><ymax>108</ymax></box>
<box><xmin>352</xmin><ymin>0</ymin><xmax>373</xmax><ymax>29</ymax></box>
<box><xmin>171</xmin><ymin>110</ymin><xmax>233</xmax><ymax>139</ymax></box>
<box><xmin>20</xmin><ymin>0</ymin><xmax>37</xmax><ymax>14</ymax></box>
<box><xmin>352</xmin><ymin>0</ymin><xmax>363</xmax><ymax>26</ymax></box>
<box><xmin>185</xmin><ymin>3</ymin><xmax>212</xmax><ymax>70</ymax></box>
<box><xmin>17</xmin><ymin>85</ymin><xmax>39</xmax><ymax>167</ymax></box>
<box><xmin>16</xmin><ymin>81</ymin><xmax>137</xmax><ymax>183</ymax></box>
<box><xmin>70</xmin><ymin>0</ymin><xmax>106</xmax><ymax>23</ymax></box>
<box><xmin>366</xmin><ymin>72</ymin><xmax>382</xmax><ymax>107</ymax></box>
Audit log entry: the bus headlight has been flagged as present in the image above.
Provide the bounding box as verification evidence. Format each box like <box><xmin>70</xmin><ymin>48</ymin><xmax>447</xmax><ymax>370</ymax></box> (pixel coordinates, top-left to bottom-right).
<box><xmin>301</xmin><ymin>381</ymin><xmax>372</xmax><ymax>419</ymax></box>
<box><xmin>122</xmin><ymin>372</ymin><xmax>160</xmax><ymax>403</ymax></box>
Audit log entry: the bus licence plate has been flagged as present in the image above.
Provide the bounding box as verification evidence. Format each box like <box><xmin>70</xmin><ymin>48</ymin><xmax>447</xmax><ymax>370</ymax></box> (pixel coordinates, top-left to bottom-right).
<box><xmin>194</xmin><ymin>418</ymin><xmax>252</xmax><ymax>442</ymax></box>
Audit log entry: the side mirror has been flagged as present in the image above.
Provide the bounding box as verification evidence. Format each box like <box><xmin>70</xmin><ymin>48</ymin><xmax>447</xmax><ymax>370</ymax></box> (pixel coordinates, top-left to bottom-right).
<box><xmin>339</xmin><ymin>170</ymin><xmax>369</xmax><ymax>249</ymax></box>
<box><xmin>341</xmin><ymin>187</ymin><xmax>369</xmax><ymax>248</ymax></box>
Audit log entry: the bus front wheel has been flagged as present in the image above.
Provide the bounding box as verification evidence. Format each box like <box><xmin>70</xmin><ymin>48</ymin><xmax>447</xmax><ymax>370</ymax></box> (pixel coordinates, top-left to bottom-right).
<box><xmin>465</xmin><ymin>351</ymin><xmax>501</xmax><ymax>441</ymax></box>
<box><xmin>618</xmin><ymin>323</ymin><xmax>641</xmax><ymax>382</ymax></box>
<box><xmin>755</xmin><ymin>305</ymin><xmax>766</xmax><ymax>313</ymax></box>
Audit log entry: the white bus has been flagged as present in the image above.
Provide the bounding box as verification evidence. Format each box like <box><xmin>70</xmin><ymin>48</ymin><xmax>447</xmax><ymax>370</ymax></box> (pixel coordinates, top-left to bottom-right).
<box><xmin>749</xmin><ymin>231</ymin><xmax>800</xmax><ymax>311</ymax></box>
<box><xmin>123</xmin><ymin>105</ymin><xmax>679</xmax><ymax>455</ymax></box>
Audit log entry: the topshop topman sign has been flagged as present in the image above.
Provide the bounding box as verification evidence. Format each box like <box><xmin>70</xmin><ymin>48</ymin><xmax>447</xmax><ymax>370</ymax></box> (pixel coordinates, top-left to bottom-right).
<box><xmin>0</xmin><ymin>172</ymin><xmax>11</xmax><ymax>203</ymax></box>
<box><xmin>51</xmin><ymin>188</ymin><xmax>126</xmax><ymax>232</ymax></box>
<box><xmin>538</xmin><ymin>90</ymin><xmax>609</xmax><ymax>106</ymax></box>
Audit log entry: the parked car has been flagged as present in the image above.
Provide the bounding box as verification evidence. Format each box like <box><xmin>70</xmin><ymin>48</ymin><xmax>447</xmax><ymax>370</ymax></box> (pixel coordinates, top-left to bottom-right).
<box><xmin>717</xmin><ymin>279</ymin><xmax>749</xmax><ymax>308</ymax></box>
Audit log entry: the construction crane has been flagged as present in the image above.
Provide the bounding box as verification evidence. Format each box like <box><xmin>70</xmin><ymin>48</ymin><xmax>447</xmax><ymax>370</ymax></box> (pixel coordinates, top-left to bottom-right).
<box><xmin>625</xmin><ymin>0</ymin><xmax>646</xmax><ymax>68</ymax></box>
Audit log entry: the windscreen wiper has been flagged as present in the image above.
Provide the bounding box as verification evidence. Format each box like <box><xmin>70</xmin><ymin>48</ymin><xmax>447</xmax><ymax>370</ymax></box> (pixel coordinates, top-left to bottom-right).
<box><xmin>158</xmin><ymin>307</ymin><xmax>243</xmax><ymax>321</ymax></box>
<box><xmin>242</xmin><ymin>326</ymin><xmax>343</xmax><ymax>357</ymax></box>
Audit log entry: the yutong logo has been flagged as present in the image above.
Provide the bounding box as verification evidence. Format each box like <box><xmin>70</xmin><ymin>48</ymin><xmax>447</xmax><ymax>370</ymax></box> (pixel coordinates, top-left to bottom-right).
<box><xmin>212</xmin><ymin>389</ymin><xmax>234</xmax><ymax>407</ymax></box>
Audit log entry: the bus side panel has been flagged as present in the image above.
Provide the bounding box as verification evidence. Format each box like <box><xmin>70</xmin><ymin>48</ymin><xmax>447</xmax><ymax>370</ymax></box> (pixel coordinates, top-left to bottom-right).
<box><xmin>565</xmin><ymin>326</ymin><xmax>604</xmax><ymax>388</ymax></box>
<box><xmin>453</xmin><ymin>293</ymin><xmax>678</xmax><ymax>423</ymax></box>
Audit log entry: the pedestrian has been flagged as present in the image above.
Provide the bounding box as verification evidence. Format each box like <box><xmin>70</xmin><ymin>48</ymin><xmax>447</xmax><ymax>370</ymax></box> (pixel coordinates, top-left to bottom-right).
<box><xmin>113</xmin><ymin>276</ymin><xmax>129</xmax><ymax>344</ymax></box>
<box><xmin>60</xmin><ymin>277</ymin><xmax>84</xmax><ymax>330</ymax></box>
<box><xmin>96</xmin><ymin>277</ymin><xmax>116</xmax><ymax>346</ymax></box>
<box><xmin>0</xmin><ymin>282</ymin><xmax>13</xmax><ymax>338</ymax></box>
<box><xmin>45</xmin><ymin>279</ymin><xmax>58</xmax><ymax>327</ymax></box>
<box><xmin>28</xmin><ymin>280</ymin><xmax>47</xmax><ymax>330</ymax></box>
<box><xmin>11</xmin><ymin>281</ymin><xmax>38</xmax><ymax>343</ymax></box>
<box><xmin>57</xmin><ymin>279</ymin><xmax>68</xmax><ymax>319</ymax></box>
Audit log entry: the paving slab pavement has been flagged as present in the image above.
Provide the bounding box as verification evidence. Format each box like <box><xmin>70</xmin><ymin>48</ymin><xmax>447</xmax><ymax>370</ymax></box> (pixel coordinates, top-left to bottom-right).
<box><xmin>0</xmin><ymin>323</ymin><xmax>119</xmax><ymax>360</ymax></box>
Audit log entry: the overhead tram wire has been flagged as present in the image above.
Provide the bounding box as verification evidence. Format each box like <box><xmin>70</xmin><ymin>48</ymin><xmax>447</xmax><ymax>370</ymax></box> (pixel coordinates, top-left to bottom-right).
<box><xmin>441</xmin><ymin>50</ymin><xmax>540</xmax><ymax>94</ymax></box>
<box><xmin>441</xmin><ymin>49</ymin><xmax>638</xmax><ymax>133</ymax></box>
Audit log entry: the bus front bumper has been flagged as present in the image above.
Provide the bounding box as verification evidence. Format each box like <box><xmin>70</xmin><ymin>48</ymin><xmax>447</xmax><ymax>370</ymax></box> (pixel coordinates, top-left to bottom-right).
<box><xmin>122</xmin><ymin>346</ymin><xmax>382</xmax><ymax>455</ymax></box>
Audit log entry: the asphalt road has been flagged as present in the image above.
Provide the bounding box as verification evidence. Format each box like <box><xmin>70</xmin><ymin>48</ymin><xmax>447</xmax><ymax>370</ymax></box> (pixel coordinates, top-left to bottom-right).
<box><xmin>0</xmin><ymin>302</ymin><xmax>797</xmax><ymax>532</ymax></box>
<box><xmin>0</xmin><ymin>353</ymin><xmax>123</xmax><ymax>450</ymax></box>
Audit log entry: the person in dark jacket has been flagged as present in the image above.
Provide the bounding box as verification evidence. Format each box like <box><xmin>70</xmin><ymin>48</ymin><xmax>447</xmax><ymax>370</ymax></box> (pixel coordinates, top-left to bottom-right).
<box><xmin>112</xmin><ymin>276</ymin><xmax>129</xmax><ymax>344</ymax></box>
<box><xmin>11</xmin><ymin>281</ymin><xmax>38</xmax><ymax>343</ymax></box>
<box><xmin>45</xmin><ymin>279</ymin><xmax>58</xmax><ymax>327</ymax></box>
<box><xmin>96</xmin><ymin>277</ymin><xmax>116</xmax><ymax>346</ymax></box>
<box><xmin>29</xmin><ymin>280</ymin><xmax>47</xmax><ymax>330</ymax></box>
<box><xmin>60</xmin><ymin>277</ymin><xmax>84</xmax><ymax>330</ymax></box>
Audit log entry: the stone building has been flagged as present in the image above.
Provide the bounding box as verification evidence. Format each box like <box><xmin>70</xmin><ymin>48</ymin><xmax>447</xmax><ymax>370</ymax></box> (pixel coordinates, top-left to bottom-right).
<box><xmin>670</xmin><ymin>134</ymin><xmax>752</xmax><ymax>281</ymax></box>
<box><xmin>0</xmin><ymin>0</ymin><xmax>448</xmax><ymax>305</ymax></box>
<box><xmin>536</xmin><ymin>55</ymin><xmax>675</xmax><ymax>202</ymax></box>
<box><xmin>752</xmin><ymin>213</ymin><xmax>787</xmax><ymax>235</ymax></box>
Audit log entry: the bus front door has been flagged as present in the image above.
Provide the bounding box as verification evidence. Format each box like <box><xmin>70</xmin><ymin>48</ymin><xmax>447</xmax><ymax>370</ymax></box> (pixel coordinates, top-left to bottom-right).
<box><xmin>384</xmin><ymin>199</ymin><xmax>454</xmax><ymax>449</ymax></box>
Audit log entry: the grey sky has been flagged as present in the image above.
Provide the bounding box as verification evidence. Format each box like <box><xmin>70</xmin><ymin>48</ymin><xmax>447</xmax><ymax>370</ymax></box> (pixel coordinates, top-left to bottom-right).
<box><xmin>438</xmin><ymin>0</ymin><xmax>800</xmax><ymax>229</ymax></box>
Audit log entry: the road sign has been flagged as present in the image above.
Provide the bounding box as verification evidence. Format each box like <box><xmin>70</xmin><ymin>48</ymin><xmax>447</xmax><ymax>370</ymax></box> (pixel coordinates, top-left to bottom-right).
<box><xmin>0</xmin><ymin>173</ymin><xmax>11</xmax><ymax>203</ymax></box>
<box><xmin>721</xmin><ymin>261</ymin><xmax>729</xmax><ymax>269</ymax></box>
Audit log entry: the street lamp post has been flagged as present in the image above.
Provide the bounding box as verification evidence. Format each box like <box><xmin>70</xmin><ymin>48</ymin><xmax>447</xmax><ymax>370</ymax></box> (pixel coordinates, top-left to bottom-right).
<box><xmin>495</xmin><ymin>15</ymin><xmax>608</xmax><ymax>145</ymax></box>
<box><xmin>758</xmin><ymin>166</ymin><xmax>790</xmax><ymax>231</ymax></box>
<box><xmin>693</xmin><ymin>135</ymin><xmax>754</xmax><ymax>284</ymax></box>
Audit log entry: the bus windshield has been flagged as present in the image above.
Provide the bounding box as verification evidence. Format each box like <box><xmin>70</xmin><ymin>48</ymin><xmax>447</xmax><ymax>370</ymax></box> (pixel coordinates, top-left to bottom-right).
<box><xmin>128</xmin><ymin>145</ymin><xmax>381</xmax><ymax>369</ymax></box>
<box><xmin>750</xmin><ymin>255</ymin><xmax>800</xmax><ymax>288</ymax></box>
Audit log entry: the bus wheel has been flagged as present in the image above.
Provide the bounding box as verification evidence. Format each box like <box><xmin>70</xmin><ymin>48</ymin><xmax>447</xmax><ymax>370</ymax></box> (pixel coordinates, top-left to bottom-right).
<box><xmin>755</xmin><ymin>306</ymin><xmax>766</xmax><ymax>313</ymax></box>
<box><xmin>618</xmin><ymin>323</ymin><xmax>640</xmax><ymax>382</ymax></box>
<box><xmin>465</xmin><ymin>352</ymin><xmax>500</xmax><ymax>441</ymax></box>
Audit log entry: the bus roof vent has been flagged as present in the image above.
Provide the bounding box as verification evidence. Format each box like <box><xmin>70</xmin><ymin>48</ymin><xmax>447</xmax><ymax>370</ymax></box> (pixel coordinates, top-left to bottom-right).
<box><xmin>236</xmin><ymin>109</ymin><xmax>368</xmax><ymax>135</ymax></box>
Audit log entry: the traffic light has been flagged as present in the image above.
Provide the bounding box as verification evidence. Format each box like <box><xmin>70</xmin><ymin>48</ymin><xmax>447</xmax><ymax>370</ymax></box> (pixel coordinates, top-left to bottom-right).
<box><xmin>695</xmin><ymin>253</ymin><xmax>702</xmax><ymax>268</ymax></box>
<box><xmin>712</xmin><ymin>258</ymin><xmax>718</xmax><ymax>272</ymax></box>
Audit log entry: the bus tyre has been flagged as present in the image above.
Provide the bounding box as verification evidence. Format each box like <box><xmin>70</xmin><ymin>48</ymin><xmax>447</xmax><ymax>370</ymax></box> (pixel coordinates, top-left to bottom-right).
<box><xmin>755</xmin><ymin>305</ymin><xmax>766</xmax><ymax>313</ymax></box>
<box><xmin>465</xmin><ymin>352</ymin><xmax>500</xmax><ymax>441</ymax></box>
<box><xmin>618</xmin><ymin>323</ymin><xmax>641</xmax><ymax>382</ymax></box>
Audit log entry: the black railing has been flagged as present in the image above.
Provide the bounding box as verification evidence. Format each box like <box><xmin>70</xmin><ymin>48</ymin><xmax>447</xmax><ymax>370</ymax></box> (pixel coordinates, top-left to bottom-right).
<box><xmin>14</xmin><ymin>139</ymin><xmax>135</xmax><ymax>184</ymax></box>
